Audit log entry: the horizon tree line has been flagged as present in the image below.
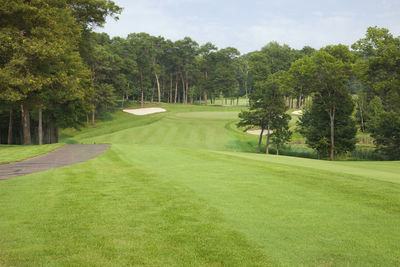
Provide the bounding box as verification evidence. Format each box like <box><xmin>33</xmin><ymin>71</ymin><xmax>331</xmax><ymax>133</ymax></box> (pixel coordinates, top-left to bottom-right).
<box><xmin>0</xmin><ymin>1</ymin><xmax>399</xmax><ymax>160</ymax></box>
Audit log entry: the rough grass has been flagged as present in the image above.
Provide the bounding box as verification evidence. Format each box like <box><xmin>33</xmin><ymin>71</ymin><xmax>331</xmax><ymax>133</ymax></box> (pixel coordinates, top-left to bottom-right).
<box><xmin>0</xmin><ymin>103</ymin><xmax>399</xmax><ymax>266</ymax></box>
<box><xmin>0</xmin><ymin>143</ymin><xmax>64</xmax><ymax>164</ymax></box>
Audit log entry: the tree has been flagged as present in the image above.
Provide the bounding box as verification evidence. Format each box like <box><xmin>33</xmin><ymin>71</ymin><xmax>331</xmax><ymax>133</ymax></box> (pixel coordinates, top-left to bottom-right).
<box><xmin>352</xmin><ymin>27</ymin><xmax>400</xmax><ymax>158</ymax></box>
<box><xmin>298</xmin><ymin>96</ymin><xmax>357</xmax><ymax>159</ymax></box>
<box><xmin>285</xmin><ymin>55</ymin><xmax>314</xmax><ymax>108</ymax></box>
<box><xmin>305</xmin><ymin>46</ymin><xmax>356</xmax><ymax>160</ymax></box>
<box><xmin>213</xmin><ymin>47</ymin><xmax>240</xmax><ymax>105</ymax></box>
<box><xmin>198</xmin><ymin>42</ymin><xmax>218</xmax><ymax>105</ymax></box>
<box><xmin>0</xmin><ymin>0</ymin><xmax>91</xmax><ymax>144</ymax></box>
<box><xmin>238</xmin><ymin>72</ymin><xmax>288</xmax><ymax>154</ymax></box>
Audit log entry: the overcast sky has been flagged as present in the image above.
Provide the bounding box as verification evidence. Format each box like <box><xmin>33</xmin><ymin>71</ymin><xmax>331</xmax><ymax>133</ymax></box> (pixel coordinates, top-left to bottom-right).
<box><xmin>97</xmin><ymin>0</ymin><xmax>400</xmax><ymax>54</ymax></box>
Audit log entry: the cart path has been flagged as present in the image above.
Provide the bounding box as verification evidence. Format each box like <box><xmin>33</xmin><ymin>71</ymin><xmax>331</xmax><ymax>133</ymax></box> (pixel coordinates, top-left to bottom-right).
<box><xmin>0</xmin><ymin>144</ymin><xmax>110</xmax><ymax>180</ymax></box>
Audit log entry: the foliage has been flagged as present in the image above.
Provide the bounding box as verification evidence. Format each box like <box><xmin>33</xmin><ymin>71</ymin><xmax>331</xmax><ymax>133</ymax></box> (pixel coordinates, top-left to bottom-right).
<box><xmin>298</xmin><ymin>96</ymin><xmax>357</xmax><ymax>159</ymax></box>
<box><xmin>352</xmin><ymin>27</ymin><xmax>400</xmax><ymax>158</ymax></box>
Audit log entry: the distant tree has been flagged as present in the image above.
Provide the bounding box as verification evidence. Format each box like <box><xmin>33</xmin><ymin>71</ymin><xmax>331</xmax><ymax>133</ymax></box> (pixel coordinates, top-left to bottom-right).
<box><xmin>213</xmin><ymin>47</ymin><xmax>240</xmax><ymax>105</ymax></box>
<box><xmin>175</xmin><ymin>37</ymin><xmax>199</xmax><ymax>104</ymax></box>
<box><xmin>285</xmin><ymin>56</ymin><xmax>314</xmax><ymax>108</ymax></box>
<box><xmin>297</xmin><ymin>45</ymin><xmax>357</xmax><ymax>160</ymax></box>
<box><xmin>352</xmin><ymin>27</ymin><xmax>400</xmax><ymax>158</ymax></box>
<box><xmin>298</xmin><ymin>96</ymin><xmax>357</xmax><ymax>159</ymax></box>
<box><xmin>198</xmin><ymin>42</ymin><xmax>218</xmax><ymax>104</ymax></box>
<box><xmin>238</xmin><ymin>72</ymin><xmax>288</xmax><ymax>154</ymax></box>
<box><xmin>248</xmin><ymin>51</ymin><xmax>270</xmax><ymax>86</ymax></box>
<box><xmin>260</xmin><ymin>42</ymin><xmax>296</xmax><ymax>74</ymax></box>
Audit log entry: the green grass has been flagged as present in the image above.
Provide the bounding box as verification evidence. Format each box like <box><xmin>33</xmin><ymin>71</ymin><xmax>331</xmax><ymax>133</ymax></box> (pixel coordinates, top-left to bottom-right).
<box><xmin>0</xmin><ymin>103</ymin><xmax>399</xmax><ymax>266</ymax></box>
<box><xmin>0</xmin><ymin>143</ymin><xmax>64</xmax><ymax>164</ymax></box>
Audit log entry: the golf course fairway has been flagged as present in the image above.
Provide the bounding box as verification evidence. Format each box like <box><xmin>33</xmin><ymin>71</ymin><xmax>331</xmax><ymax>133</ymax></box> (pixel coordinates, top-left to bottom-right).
<box><xmin>0</xmin><ymin>104</ymin><xmax>399</xmax><ymax>266</ymax></box>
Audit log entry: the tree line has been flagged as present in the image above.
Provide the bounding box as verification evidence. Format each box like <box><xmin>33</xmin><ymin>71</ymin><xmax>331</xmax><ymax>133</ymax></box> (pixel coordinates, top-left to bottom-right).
<box><xmin>0</xmin><ymin>0</ymin><xmax>121</xmax><ymax>145</ymax></box>
<box><xmin>1</xmin><ymin>2</ymin><xmax>399</xmax><ymax>160</ymax></box>
<box><xmin>238</xmin><ymin>27</ymin><xmax>400</xmax><ymax>160</ymax></box>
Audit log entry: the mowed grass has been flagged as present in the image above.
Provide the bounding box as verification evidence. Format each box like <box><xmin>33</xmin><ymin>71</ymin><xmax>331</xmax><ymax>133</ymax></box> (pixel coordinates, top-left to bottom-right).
<box><xmin>0</xmin><ymin>104</ymin><xmax>399</xmax><ymax>266</ymax></box>
<box><xmin>0</xmin><ymin>143</ymin><xmax>64</xmax><ymax>164</ymax></box>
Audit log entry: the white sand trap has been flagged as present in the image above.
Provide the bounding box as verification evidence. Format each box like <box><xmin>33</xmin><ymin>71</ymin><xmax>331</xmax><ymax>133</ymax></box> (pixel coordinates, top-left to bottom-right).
<box><xmin>246</xmin><ymin>129</ymin><xmax>273</xmax><ymax>136</ymax></box>
<box><xmin>292</xmin><ymin>110</ymin><xmax>303</xmax><ymax>115</ymax></box>
<box><xmin>123</xmin><ymin>107</ymin><xmax>166</xmax><ymax>116</ymax></box>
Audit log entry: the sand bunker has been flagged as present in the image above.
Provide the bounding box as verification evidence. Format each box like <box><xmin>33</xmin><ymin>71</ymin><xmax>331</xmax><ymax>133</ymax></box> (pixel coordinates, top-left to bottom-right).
<box><xmin>246</xmin><ymin>129</ymin><xmax>273</xmax><ymax>136</ymax></box>
<box><xmin>292</xmin><ymin>110</ymin><xmax>303</xmax><ymax>115</ymax></box>
<box><xmin>123</xmin><ymin>108</ymin><xmax>166</xmax><ymax>116</ymax></box>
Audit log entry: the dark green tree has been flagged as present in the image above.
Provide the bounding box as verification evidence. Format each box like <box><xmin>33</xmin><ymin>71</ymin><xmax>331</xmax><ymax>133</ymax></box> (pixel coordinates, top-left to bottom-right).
<box><xmin>301</xmin><ymin>46</ymin><xmax>356</xmax><ymax>160</ymax></box>
<box><xmin>352</xmin><ymin>27</ymin><xmax>400</xmax><ymax>158</ymax></box>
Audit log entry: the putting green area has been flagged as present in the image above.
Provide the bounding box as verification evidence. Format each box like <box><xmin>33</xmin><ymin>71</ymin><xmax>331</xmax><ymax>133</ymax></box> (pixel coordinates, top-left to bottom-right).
<box><xmin>0</xmin><ymin>104</ymin><xmax>399</xmax><ymax>266</ymax></box>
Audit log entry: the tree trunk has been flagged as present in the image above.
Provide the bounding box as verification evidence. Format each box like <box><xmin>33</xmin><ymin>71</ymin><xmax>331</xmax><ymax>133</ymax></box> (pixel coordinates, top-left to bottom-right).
<box><xmin>21</xmin><ymin>104</ymin><xmax>31</xmax><ymax>145</ymax></box>
<box><xmin>266</xmin><ymin>122</ymin><xmax>271</xmax><ymax>154</ymax></box>
<box><xmin>204</xmin><ymin>91</ymin><xmax>208</xmax><ymax>106</ymax></box>
<box><xmin>170</xmin><ymin>72</ymin><xmax>173</xmax><ymax>104</ymax></box>
<box><xmin>359</xmin><ymin>103</ymin><xmax>365</xmax><ymax>132</ymax></box>
<box><xmin>91</xmin><ymin>104</ymin><xmax>95</xmax><ymax>126</ymax></box>
<box><xmin>8</xmin><ymin>109</ymin><xmax>13</xmax><ymax>145</ymax></box>
<box><xmin>180</xmin><ymin>73</ymin><xmax>185</xmax><ymax>104</ymax></box>
<box><xmin>155</xmin><ymin>73</ymin><xmax>161</xmax><ymax>104</ymax></box>
<box><xmin>174</xmin><ymin>77</ymin><xmax>178</xmax><ymax>104</ymax></box>
<box><xmin>329</xmin><ymin>110</ymin><xmax>335</xmax><ymax>161</ymax></box>
<box><xmin>199</xmin><ymin>94</ymin><xmax>201</xmax><ymax>105</ymax></box>
<box><xmin>276</xmin><ymin>144</ymin><xmax>279</xmax><ymax>155</ymax></box>
<box><xmin>296</xmin><ymin>94</ymin><xmax>301</xmax><ymax>109</ymax></box>
<box><xmin>221</xmin><ymin>93</ymin><xmax>224</xmax><ymax>107</ymax></box>
<box><xmin>140</xmin><ymin>70</ymin><xmax>144</xmax><ymax>107</ymax></box>
<box><xmin>185</xmin><ymin>72</ymin><xmax>189</xmax><ymax>104</ymax></box>
<box><xmin>151</xmin><ymin>79</ymin><xmax>154</xmax><ymax>104</ymax></box>
<box><xmin>38</xmin><ymin>106</ymin><xmax>43</xmax><ymax>145</ymax></box>
<box><xmin>257</xmin><ymin>128</ymin><xmax>264</xmax><ymax>153</ymax></box>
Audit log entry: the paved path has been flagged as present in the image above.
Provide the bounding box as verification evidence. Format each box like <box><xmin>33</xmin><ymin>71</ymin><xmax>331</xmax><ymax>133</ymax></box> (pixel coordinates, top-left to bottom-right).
<box><xmin>0</xmin><ymin>144</ymin><xmax>110</xmax><ymax>180</ymax></box>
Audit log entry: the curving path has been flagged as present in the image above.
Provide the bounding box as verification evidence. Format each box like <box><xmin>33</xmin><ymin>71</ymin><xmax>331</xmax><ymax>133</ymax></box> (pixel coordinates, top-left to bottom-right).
<box><xmin>0</xmin><ymin>144</ymin><xmax>109</xmax><ymax>180</ymax></box>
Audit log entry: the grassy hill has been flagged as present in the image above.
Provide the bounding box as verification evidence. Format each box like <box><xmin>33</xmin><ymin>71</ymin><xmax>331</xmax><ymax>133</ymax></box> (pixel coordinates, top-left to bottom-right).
<box><xmin>0</xmin><ymin>104</ymin><xmax>399</xmax><ymax>266</ymax></box>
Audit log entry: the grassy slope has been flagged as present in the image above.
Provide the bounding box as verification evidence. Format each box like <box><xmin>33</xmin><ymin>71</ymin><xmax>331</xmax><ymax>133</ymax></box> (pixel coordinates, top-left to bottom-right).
<box><xmin>0</xmin><ymin>143</ymin><xmax>64</xmax><ymax>164</ymax></box>
<box><xmin>0</xmin><ymin>104</ymin><xmax>399</xmax><ymax>266</ymax></box>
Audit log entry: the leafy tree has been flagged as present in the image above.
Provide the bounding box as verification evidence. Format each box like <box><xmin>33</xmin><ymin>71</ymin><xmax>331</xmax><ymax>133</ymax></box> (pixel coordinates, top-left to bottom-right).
<box><xmin>298</xmin><ymin>91</ymin><xmax>357</xmax><ymax>160</ymax></box>
<box><xmin>352</xmin><ymin>27</ymin><xmax>400</xmax><ymax>158</ymax></box>
<box><xmin>198</xmin><ymin>42</ymin><xmax>218</xmax><ymax>104</ymax></box>
<box><xmin>369</xmin><ymin>111</ymin><xmax>400</xmax><ymax>159</ymax></box>
<box><xmin>238</xmin><ymin>72</ymin><xmax>288</xmax><ymax>154</ymax></box>
<box><xmin>303</xmin><ymin>46</ymin><xmax>356</xmax><ymax>160</ymax></box>
<box><xmin>260</xmin><ymin>42</ymin><xmax>297</xmax><ymax>74</ymax></box>
<box><xmin>213</xmin><ymin>47</ymin><xmax>240</xmax><ymax>105</ymax></box>
<box><xmin>285</xmin><ymin>55</ymin><xmax>314</xmax><ymax>108</ymax></box>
